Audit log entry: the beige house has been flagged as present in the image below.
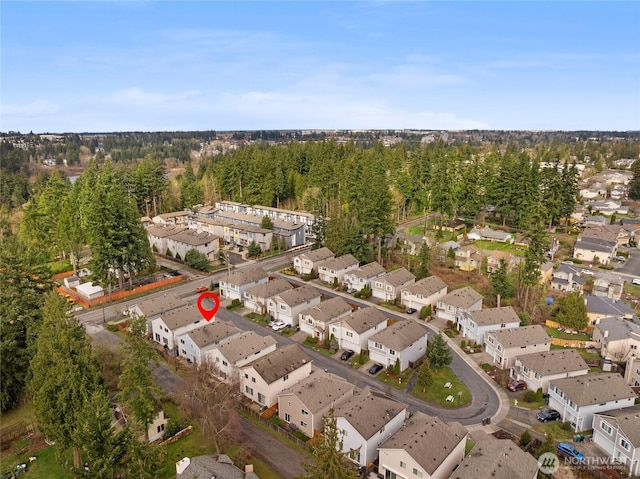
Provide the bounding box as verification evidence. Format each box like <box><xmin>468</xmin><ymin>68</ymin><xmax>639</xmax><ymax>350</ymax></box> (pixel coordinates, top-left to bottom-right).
<box><xmin>400</xmin><ymin>275</ymin><xmax>448</xmax><ymax>312</ymax></box>
<box><xmin>513</xmin><ymin>349</ymin><xmax>589</xmax><ymax>393</ymax></box>
<box><xmin>293</xmin><ymin>247</ymin><xmax>335</xmax><ymax>276</ymax></box>
<box><xmin>177</xmin><ymin>320</ymin><xmax>242</xmax><ymax>365</ymax></box>
<box><xmin>484</xmin><ymin>325</ymin><xmax>551</xmax><ymax>369</ymax></box>
<box><xmin>435</xmin><ymin>287</ymin><xmax>483</xmax><ymax>323</ymax></box>
<box><xmin>592</xmin><ymin>406</ymin><xmax>640</xmax><ymax>477</ymax></box>
<box><xmin>329</xmin><ymin>307</ymin><xmax>388</xmax><ymax>354</ymax></box>
<box><xmin>593</xmin><ymin>317</ymin><xmax>640</xmax><ymax>363</ymax></box>
<box><xmin>150</xmin><ymin>305</ymin><xmax>206</xmax><ymax>351</ymax></box>
<box><xmin>368</xmin><ymin>320</ymin><xmax>429</xmax><ymax>371</ymax></box>
<box><xmin>378</xmin><ymin>412</ymin><xmax>467</xmax><ymax>479</ymax></box>
<box><xmin>454</xmin><ymin>245</ymin><xmax>482</xmax><ymax>271</ymax></box>
<box><xmin>371</xmin><ymin>268</ymin><xmax>416</xmax><ymax>302</ymax></box>
<box><xmin>318</xmin><ymin>254</ymin><xmax>360</xmax><ymax>284</ymax></box>
<box><xmin>298</xmin><ymin>297</ymin><xmax>353</xmax><ymax>340</ymax></box>
<box><xmin>457</xmin><ymin>306</ymin><xmax>520</xmax><ymax>346</ymax></box>
<box><xmin>242</xmin><ymin>278</ymin><xmax>293</xmax><ymax>315</ymax></box>
<box><xmin>219</xmin><ymin>267</ymin><xmax>269</xmax><ymax>301</ymax></box>
<box><xmin>125</xmin><ymin>293</ymin><xmax>187</xmax><ymax>334</ymax></box>
<box><xmin>240</xmin><ymin>344</ymin><xmax>312</xmax><ymax>408</ymax></box>
<box><xmin>266</xmin><ymin>285</ymin><xmax>322</xmax><ymax>328</ymax></box>
<box><xmin>277</xmin><ymin>371</ymin><xmax>354</xmax><ymax>438</ymax></box>
<box><xmin>343</xmin><ymin>261</ymin><xmax>386</xmax><ymax>292</ymax></box>
<box><xmin>206</xmin><ymin>331</ymin><xmax>277</xmax><ymax>382</ymax></box>
<box><xmin>624</xmin><ymin>356</ymin><xmax>640</xmax><ymax>388</ymax></box>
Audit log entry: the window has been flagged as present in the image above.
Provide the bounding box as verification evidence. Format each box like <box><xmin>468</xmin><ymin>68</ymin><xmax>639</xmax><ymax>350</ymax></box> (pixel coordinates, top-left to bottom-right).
<box><xmin>244</xmin><ymin>373</ymin><xmax>249</xmax><ymax>379</ymax></box>
<box><xmin>245</xmin><ymin>386</ymin><xmax>253</xmax><ymax>395</ymax></box>
<box><xmin>620</xmin><ymin>438</ymin><xmax>630</xmax><ymax>451</ymax></box>
<box><xmin>300</xmin><ymin>421</ymin><xmax>307</xmax><ymax>428</ymax></box>
<box><xmin>413</xmin><ymin>468</ymin><xmax>423</xmax><ymax>478</ymax></box>
<box><xmin>301</xmin><ymin>409</ymin><xmax>309</xmax><ymax>416</ymax></box>
<box><xmin>252</xmin><ymin>377</ymin><xmax>256</xmax><ymax>383</ymax></box>
<box><xmin>374</xmin><ymin>342</ymin><xmax>383</xmax><ymax>349</ymax></box>
<box><xmin>222</xmin><ymin>360</ymin><xmax>228</xmax><ymax>366</ymax></box>
<box><xmin>500</xmin><ymin>323</ymin><xmax>506</xmax><ymax>328</ymax></box>
<box><xmin>379</xmin><ymin>425</ymin><xmax>385</xmax><ymax>434</ymax></box>
<box><xmin>258</xmin><ymin>393</ymin><xmax>266</xmax><ymax>404</ymax></box>
<box><xmin>180</xmin><ymin>339</ymin><xmax>185</xmax><ymax>344</ymax></box>
<box><xmin>284</xmin><ymin>413</ymin><xmax>291</xmax><ymax>422</ymax></box>
<box><xmin>389</xmin><ymin>349</ymin><xmax>396</xmax><ymax>356</ymax></box>
<box><xmin>400</xmin><ymin>461</ymin><xmax>406</xmax><ymax>469</ymax></box>
<box><xmin>601</xmin><ymin>422</ymin><xmax>613</xmax><ymax>435</ymax></box>
<box><xmin>346</xmin><ymin>331</ymin><xmax>353</xmax><ymax>337</ymax></box>
<box><xmin>375</xmin><ymin>282</ymin><xmax>382</xmax><ymax>288</ymax></box>
<box><xmin>417</xmin><ymin>294</ymin><xmax>423</xmax><ymax>299</ymax></box>
<box><xmin>155</xmin><ymin>333</ymin><xmax>160</xmax><ymax>341</ymax></box>
<box><xmin>163</xmin><ymin>337</ymin><xmax>168</xmax><ymax>345</ymax></box>
<box><xmin>284</xmin><ymin>374</ymin><xmax>289</xmax><ymax>381</ymax></box>
<box><xmin>280</xmin><ymin>304</ymin><xmax>286</xmax><ymax>310</ymax></box>
<box><xmin>157</xmin><ymin>424</ymin><xmax>165</xmax><ymax>433</ymax></box>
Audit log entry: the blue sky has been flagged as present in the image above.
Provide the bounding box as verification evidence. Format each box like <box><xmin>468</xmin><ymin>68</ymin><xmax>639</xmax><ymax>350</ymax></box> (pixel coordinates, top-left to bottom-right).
<box><xmin>2</xmin><ymin>1</ymin><xmax>639</xmax><ymax>133</ymax></box>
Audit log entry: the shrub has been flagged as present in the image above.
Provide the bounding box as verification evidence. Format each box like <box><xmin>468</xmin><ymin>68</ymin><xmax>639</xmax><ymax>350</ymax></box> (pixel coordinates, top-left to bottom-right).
<box><xmin>460</xmin><ymin>340</ymin><xmax>466</xmax><ymax>350</ymax></box>
<box><xmin>523</xmin><ymin>391</ymin><xmax>537</xmax><ymax>402</ymax></box>
<box><xmin>446</xmin><ymin>320</ymin><xmax>454</xmax><ymax>330</ymax></box>
<box><xmin>536</xmin><ymin>388</ymin><xmax>543</xmax><ymax>402</ymax></box>
<box><xmin>520</xmin><ymin>430</ymin><xmax>532</xmax><ymax>447</ymax></box>
<box><xmin>419</xmin><ymin>305</ymin><xmax>431</xmax><ymax>319</ymax></box>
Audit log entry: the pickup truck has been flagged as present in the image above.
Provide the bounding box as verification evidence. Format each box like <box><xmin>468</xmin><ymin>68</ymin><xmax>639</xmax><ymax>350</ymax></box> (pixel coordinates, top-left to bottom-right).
<box><xmin>195</xmin><ymin>286</ymin><xmax>208</xmax><ymax>293</ymax></box>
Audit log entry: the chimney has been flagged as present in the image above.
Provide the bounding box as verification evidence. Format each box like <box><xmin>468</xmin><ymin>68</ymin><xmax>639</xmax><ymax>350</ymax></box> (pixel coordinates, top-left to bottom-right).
<box><xmin>176</xmin><ymin>457</ymin><xmax>190</xmax><ymax>475</ymax></box>
<box><xmin>604</xmin><ymin>330</ymin><xmax>609</xmax><ymax>338</ymax></box>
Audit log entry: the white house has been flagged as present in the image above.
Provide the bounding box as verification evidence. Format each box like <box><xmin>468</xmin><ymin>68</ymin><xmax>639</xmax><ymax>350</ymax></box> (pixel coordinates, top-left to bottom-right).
<box><xmin>592</xmin><ymin>406</ymin><xmax>640</xmax><ymax>477</ymax></box>
<box><xmin>298</xmin><ymin>297</ymin><xmax>353</xmax><ymax>340</ymax></box>
<box><xmin>335</xmin><ymin>388</ymin><xmax>407</xmax><ymax>467</ymax></box>
<box><xmin>76</xmin><ymin>282</ymin><xmax>104</xmax><ymax>301</ymax></box>
<box><xmin>368</xmin><ymin>320</ymin><xmax>429</xmax><ymax>371</ymax></box>
<box><xmin>400</xmin><ymin>275</ymin><xmax>448</xmax><ymax>312</ymax></box>
<box><xmin>457</xmin><ymin>306</ymin><xmax>520</xmax><ymax>346</ymax></box>
<box><xmin>278</xmin><ymin>371</ymin><xmax>355</xmax><ymax>439</ymax></box>
<box><xmin>484</xmin><ymin>324</ymin><xmax>551</xmax><ymax>369</ymax></box>
<box><xmin>450</xmin><ymin>436</ymin><xmax>539</xmax><ymax>479</ymax></box>
<box><xmin>434</xmin><ymin>287</ymin><xmax>483</xmax><ymax>323</ymax></box>
<box><xmin>219</xmin><ymin>266</ymin><xmax>269</xmax><ymax>301</ymax></box>
<box><xmin>592</xmin><ymin>317</ymin><xmax>640</xmax><ymax>363</ymax></box>
<box><xmin>467</xmin><ymin>227</ymin><xmax>513</xmax><ymax>243</ymax></box>
<box><xmin>206</xmin><ymin>331</ymin><xmax>278</xmax><ymax>382</ymax></box>
<box><xmin>513</xmin><ymin>349</ymin><xmax>589</xmax><ymax>393</ymax></box>
<box><xmin>150</xmin><ymin>305</ymin><xmax>206</xmax><ymax>351</ymax></box>
<box><xmin>242</xmin><ymin>277</ymin><xmax>293</xmax><ymax>315</ymax></box>
<box><xmin>624</xmin><ymin>356</ymin><xmax>640</xmax><ymax>388</ymax></box>
<box><xmin>164</xmin><ymin>228</ymin><xmax>219</xmax><ymax>261</ymax></box>
<box><xmin>176</xmin><ymin>320</ymin><xmax>242</xmax><ymax>365</ymax></box>
<box><xmin>125</xmin><ymin>293</ymin><xmax>187</xmax><ymax>334</ymax></box>
<box><xmin>342</xmin><ymin>261</ymin><xmax>387</xmax><ymax>292</ymax></box>
<box><xmin>239</xmin><ymin>344</ymin><xmax>312</xmax><ymax>408</ymax></box>
<box><xmin>293</xmin><ymin>247</ymin><xmax>335</xmax><ymax>276</ymax></box>
<box><xmin>266</xmin><ymin>285</ymin><xmax>322</xmax><ymax>328</ymax></box>
<box><xmin>318</xmin><ymin>254</ymin><xmax>359</xmax><ymax>284</ymax></box>
<box><xmin>548</xmin><ymin>373</ymin><xmax>637</xmax><ymax>431</ymax></box>
<box><xmin>371</xmin><ymin>268</ymin><xmax>416</xmax><ymax>302</ymax></box>
<box><xmin>329</xmin><ymin>307</ymin><xmax>388</xmax><ymax>354</ymax></box>
<box><xmin>378</xmin><ymin>412</ymin><xmax>467</xmax><ymax>479</ymax></box>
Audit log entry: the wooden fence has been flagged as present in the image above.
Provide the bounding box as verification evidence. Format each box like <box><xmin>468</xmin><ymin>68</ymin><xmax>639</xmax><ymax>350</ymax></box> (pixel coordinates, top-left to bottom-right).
<box><xmin>158</xmin><ymin>425</ymin><xmax>193</xmax><ymax>446</ymax></box>
<box><xmin>238</xmin><ymin>404</ymin><xmax>312</xmax><ymax>452</ymax></box>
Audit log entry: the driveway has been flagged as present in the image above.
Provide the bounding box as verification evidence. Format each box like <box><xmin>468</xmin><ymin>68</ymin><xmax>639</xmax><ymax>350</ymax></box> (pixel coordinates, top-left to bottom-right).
<box><xmin>613</xmin><ymin>248</ymin><xmax>640</xmax><ymax>279</ymax></box>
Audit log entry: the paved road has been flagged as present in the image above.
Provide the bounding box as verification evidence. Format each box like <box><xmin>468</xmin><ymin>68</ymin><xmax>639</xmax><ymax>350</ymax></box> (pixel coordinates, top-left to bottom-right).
<box><xmin>613</xmin><ymin>248</ymin><xmax>640</xmax><ymax>279</ymax></box>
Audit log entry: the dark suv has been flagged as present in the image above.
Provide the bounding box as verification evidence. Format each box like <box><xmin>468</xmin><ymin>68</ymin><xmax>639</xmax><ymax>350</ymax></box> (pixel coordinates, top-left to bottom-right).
<box><xmin>536</xmin><ymin>409</ymin><xmax>561</xmax><ymax>422</ymax></box>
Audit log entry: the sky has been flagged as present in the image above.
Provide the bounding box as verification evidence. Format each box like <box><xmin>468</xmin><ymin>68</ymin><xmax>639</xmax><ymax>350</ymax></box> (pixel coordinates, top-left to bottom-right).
<box><xmin>1</xmin><ymin>1</ymin><xmax>639</xmax><ymax>133</ymax></box>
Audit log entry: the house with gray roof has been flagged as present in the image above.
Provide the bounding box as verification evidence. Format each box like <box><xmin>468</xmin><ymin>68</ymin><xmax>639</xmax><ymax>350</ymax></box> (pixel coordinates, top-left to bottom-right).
<box><xmin>335</xmin><ymin>388</ymin><xmax>408</xmax><ymax>467</ymax></box>
<box><xmin>400</xmin><ymin>275</ymin><xmax>448</xmax><ymax>312</ymax></box>
<box><xmin>484</xmin><ymin>324</ymin><xmax>551</xmax><ymax>369</ymax></box>
<box><xmin>206</xmin><ymin>331</ymin><xmax>278</xmax><ymax>382</ymax></box>
<box><xmin>372</xmin><ymin>267</ymin><xmax>416</xmax><ymax>302</ymax></box>
<box><xmin>239</xmin><ymin>344</ymin><xmax>312</xmax><ymax>408</ymax></box>
<box><xmin>548</xmin><ymin>373</ymin><xmax>637</xmax><ymax>431</ymax></box>
<box><xmin>343</xmin><ymin>261</ymin><xmax>387</xmax><ymax>292</ymax></box>
<box><xmin>586</xmin><ymin>294</ymin><xmax>637</xmax><ymax>325</ymax></box>
<box><xmin>378</xmin><ymin>412</ymin><xmax>467</xmax><ymax>479</ymax></box>
<box><xmin>449</xmin><ymin>435</ymin><xmax>538</xmax><ymax>479</ymax></box>
<box><xmin>177</xmin><ymin>320</ymin><xmax>242</xmax><ymax>365</ymax></box>
<box><xmin>513</xmin><ymin>349</ymin><xmax>589</xmax><ymax>393</ymax></box>
<box><xmin>242</xmin><ymin>278</ymin><xmax>293</xmax><ymax>315</ymax></box>
<box><xmin>592</xmin><ymin>317</ymin><xmax>640</xmax><ymax>363</ymax></box>
<box><xmin>329</xmin><ymin>307</ymin><xmax>389</xmax><ymax>354</ymax></box>
<box><xmin>165</xmin><ymin>228</ymin><xmax>219</xmax><ymax>261</ymax></box>
<box><xmin>435</xmin><ymin>286</ymin><xmax>483</xmax><ymax>323</ymax></box>
<box><xmin>593</xmin><ymin>405</ymin><xmax>640</xmax><ymax>477</ymax></box>
<box><xmin>368</xmin><ymin>320</ymin><xmax>429</xmax><ymax>371</ymax></box>
<box><xmin>176</xmin><ymin>454</ymin><xmax>259</xmax><ymax>479</ymax></box>
<box><xmin>125</xmin><ymin>293</ymin><xmax>186</xmax><ymax>334</ymax></box>
<box><xmin>457</xmin><ymin>306</ymin><xmax>520</xmax><ymax>346</ymax></box>
<box><xmin>219</xmin><ymin>266</ymin><xmax>269</xmax><ymax>301</ymax></box>
<box><xmin>550</xmin><ymin>263</ymin><xmax>587</xmax><ymax>293</ymax></box>
<box><xmin>214</xmin><ymin>209</ymin><xmax>306</xmax><ymax>249</ymax></box>
<box><xmin>293</xmin><ymin>247</ymin><xmax>335</xmax><ymax>276</ymax></box>
<box><xmin>150</xmin><ymin>305</ymin><xmax>206</xmax><ymax>351</ymax></box>
<box><xmin>266</xmin><ymin>285</ymin><xmax>322</xmax><ymax>328</ymax></box>
<box><xmin>152</xmin><ymin>210</ymin><xmax>190</xmax><ymax>226</ymax></box>
<box><xmin>299</xmin><ymin>297</ymin><xmax>353</xmax><ymax>341</ymax></box>
<box><xmin>467</xmin><ymin>226</ymin><xmax>513</xmax><ymax>243</ymax></box>
<box><xmin>277</xmin><ymin>370</ymin><xmax>355</xmax><ymax>439</ymax></box>
<box><xmin>318</xmin><ymin>254</ymin><xmax>360</xmax><ymax>285</ymax></box>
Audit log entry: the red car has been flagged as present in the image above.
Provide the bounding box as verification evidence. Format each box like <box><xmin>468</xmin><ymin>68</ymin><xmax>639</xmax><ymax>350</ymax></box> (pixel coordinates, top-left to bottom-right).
<box><xmin>507</xmin><ymin>380</ymin><xmax>527</xmax><ymax>391</ymax></box>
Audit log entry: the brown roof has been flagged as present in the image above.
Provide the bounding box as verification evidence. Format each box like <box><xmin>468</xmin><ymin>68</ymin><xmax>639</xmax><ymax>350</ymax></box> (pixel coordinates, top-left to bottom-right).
<box><xmin>244</xmin><ymin>344</ymin><xmax>312</xmax><ymax>385</ymax></box>
<box><xmin>159</xmin><ymin>305</ymin><xmax>203</xmax><ymax>330</ymax></box>
<box><xmin>516</xmin><ymin>349</ymin><xmax>588</xmax><ymax>376</ymax></box>
<box><xmin>401</xmin><ymin>275</ymin><xmax>447</xmax><ymax>297</ymax></box>
<box><xmin>450</xmin><ymin>436</ymin><xmax>538</xmax><ymax>479</ymax></box>
<box><xmin>347</xmin><ymin>262</ymin><xmax>386</xmax><ymax>280</ymax></box>
<box><xmin>215</xmin><ymin>331</ymin><xmax>277</xmax><ymax>364</ymax></box>
<box><xmin>225</xmin><ymin>267</ymin><xmax>268</xmax><ymax>287</ymax></box>
<box><xmin>551</xmin><ymin>373</ymin><xmax>636</xmax><ymax>407</ymax></box>
<box><xmin>299</xmin><ymin>247</ymin><xmax>335</xmax><ymax>264</ymax></box>
<box><xmin>145</xmin><ymin>224</ymin><xmax>181</xmax><ymax>238</ymax></box>
<box><xmin>183</xmin><ymin>320</ymin><xmax>242</xmax><ymax>349</ymax></box>
<box><xmin>488</xmin><ymin>325</ymin><xmax>550</xmax><ymax>348</ymax></box>
<box><xmin>369</xmin><ymin>320</ymin><xmax>428</xmax><ymax>351</ymax></box>
<box><xmin>440</xmin><ymin>287</ymin><xmax>483</xmax><ymax>308</ymax></box>
<box><xmin>244</xmin><ymin>278</ymin><xmax>293</xmax><ymax>299</ymax></box>
<box><xmin>320</xmin><ymin>254</ymin><xmax>359</xmax><ymax>272</ymax></box>
<box><xmin>381</xmin><ymin>267</ymin><xmax>415</xmax><ymax>287</ymax></box>
<box><xmin>341</xmin><ymin>307</ymin><xmax>388</xmax><ymax>334</ymax></box>
<box><xmin>275</xmin><ymin>285</ymin><xmax>321</xmax><ymax>307</ymax></box>
<box><xmin>300</xmin><ymin>297</ymin><xmax>352</xmax><ymax>324</ymax></box>
<box><xmin>471</xmin><ymin>306</ymin><xmax>520</xmax><ymax>327</ymax></box>
<box><xmin>380</xmin><ymin>412</ymin><xmax>467</xmax><ymax>475</ymax></box>
<box><xmin>596</xmin><ymin>405</ymin><xmax>640</xmax><ymax>447</ymax></box>
<box><xmin>168</xmin><ymin>228</ymin><xmax>218</xmax><ymax>247</ymax></box>
<box><xmin>335</xmin><ymin>388</ymin><xmax>406</xmax><ymax>440</ymax></box>
<box><xmin>279</xmin><ymin>371</ymin><xmax>354</xmax><ymax>414</ymax></box>
<box><xmin>135</xmin><ymin>294</ymin><xmax>186</xmax><ymax>318</ymax></box>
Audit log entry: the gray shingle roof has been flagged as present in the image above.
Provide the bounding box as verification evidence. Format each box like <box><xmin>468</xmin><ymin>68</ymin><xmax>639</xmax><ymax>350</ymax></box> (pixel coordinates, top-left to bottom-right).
<box><xmin>596</xmin><ymin>317</ymin><xmax>640</xmax><ymax>341</ymax></box>
<box><xmin>216</xmin><ymin>331</ymin><xmax>277</xmax><ymax>364</ymax></box>
<box><xmin>401</xmin><ymin>275</ymin><xmax>447</xmax><ymax>297</ymax></box>
<box><xmin>470</xmin><ymin>306</ymin><xmax>520</xmax><ymax>327</ymax></box>
<box><xmin>347</xmin><ymin>261</ymin><xmax>386</xmax><ymax>280</ymax></box>
<box><xmin>183</xmin><ymin>320</ymin><xmax>241</xmax><ymax>349</ymax></box>
<box><xmin>299</xmin><ymin>247</ymin><xmax>335</xmax><ymax>264</ymax></box>
<box><xmin>160</xmin><ymin>305</ymin><xmax>203</xmax><ymax>330</ymax></box>
<box><xmin>516</xmin><ymin>349</ymin><xmax>588</xmax><ymax>376</ymax></box>
<box><xmin>381</xmin><ymin>267</ymin><xmax>416</xmax><ymax>287</ymax></box>
<box><xmin>176</xmin><ymin>454</ymin><xmax>258</xmax><ymax>479</ymax></box>
<box><xmin>335</xmin><ymin>388</ymin><xmax>406</xmax><ymax>440</ymax></box>
<box><xmin>136</xmin><ymin>294</ymin><xmax>186</xmax><ymax>318</ymax></box>
<box><xmin>597</xmin><ymin>405</ymin><xmax>640</xmax><ymax>447</ymax></box>
<box><xmin>488</xmin><ymin>325</ymin><xmax>550</xmax><ymax>348</ymax></box>
<box><xmin>380</xmin><ymin>412</ymin><xmax>466</xmax><ymax>475</ymax></box>
<box><xmin>440</xmin><ymin>287</ymin><xmax>483</xmax><ymax>309</ymax></box>
<box><xmin>145</xmin><ymin>224</ymin><xmax>181</xmax><ymax>238</ymax></box>
<box><xmin>341</xmin><ymin>307</ymin><xmax>388</xmax><ymax>334</ymax></box>
<box><xmin>551</xmin><ymin>373</ymin><xmax>636</xmax><ymax>407</ymax></box>
<box><xmin>300</xmin><ymin>297</ymin><xmax>352</xmax><ymax>324</ymax></box>
<box><xmin>276</xmin><ymin>285</ymin><xmax>321</xmax><ymax>307</ymax></box>
<box><xmin>225</xmin><ymin>267</ymin><xmax>268</xmax><ymax>287</ymax></box>
<box><xmin>279</xmin><ymin>371</ymin><xmax>354</xmax><ymax>414</ymax></box>
<box><xmin>586</xmin><ymin>295</ymin><xmax>636</xmax><ymax>319</ymax></box>
<box><xmin>244</xmin><ymin>278</ymin><xmax>293</xmax><ymax>299</ymax></box>
<box><xmin>450</xmin><ymin>436</ymin><xmax>539</xmax><ymax>479</ymax></box>
<box><xmin>320</xmin><ymin>254</ymin><xmax>359</xmax><ymax>272</ymax></box>
<box><xmin>369</xmin><ymin>320</ymin><xmax>428</xmax><ymax>351</ymax></box>
<box><xmin>245</xmin><ymin>344</ymin><xmax>312</xmax><ymax>385</ymax></box>
<box><xmin>168</xmin><ymin>228</ymin><xmax>218</xmax><ymax>246</ymax></box>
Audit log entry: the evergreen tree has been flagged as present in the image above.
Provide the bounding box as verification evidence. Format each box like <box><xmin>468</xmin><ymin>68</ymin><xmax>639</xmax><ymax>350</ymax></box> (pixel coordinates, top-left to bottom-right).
<box><xmin>490</xmin><ymin>259</ymin><xmax>514</xmax><ymax>301</ymax></box>
<box><xmin>247</xmin><ymin>240</ymin><xmax>262</xmax><ymax>258</ymax></box>
<box><xmin>185</xmin><ymin>248</ymin><xmax>210</xmax><ymax>271</ymax></box>
<box><xmin>261</xmin><ymin>215</ymin><xmax>274</xmax><ymax>229</ymax></box>
<box><xmin>414</xmin><ymin>242</ymin><xmax>431</xmax><ymax>280</ymax></box>
<box><xmin>426</xmin><ymin>333</ymin><xmax>452</xmax><ymax>370</ymax></box>
<box><xmin>416</xmin><ymin>363</ymin><xmax>433</xmax><ymax>392</ymax></box>
<box><xmin>297</xmin><ymin>409</ymin><xmax>359</xmax><ymax>479</ymax></box>
<box><xmin>554</xmin><ymin>292</ymin><xmax>588</xmax><ymax>330</ymax></box>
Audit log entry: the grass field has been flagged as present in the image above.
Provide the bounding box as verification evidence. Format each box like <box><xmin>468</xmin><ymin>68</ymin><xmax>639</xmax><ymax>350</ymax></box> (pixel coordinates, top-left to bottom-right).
<box><xmin>473</xmin><ymin>240</ymin><xmax>527</xmax><ymax>257</ymax></box>
<box><xmin>545</xmin><ymin>327</ymin><xmax>591</xmax><ymax>341</ymax></box>
<box><xmin>411</xmin><ymin>367</ymin><xmax>471</xmax><ymax>408</ymax></box>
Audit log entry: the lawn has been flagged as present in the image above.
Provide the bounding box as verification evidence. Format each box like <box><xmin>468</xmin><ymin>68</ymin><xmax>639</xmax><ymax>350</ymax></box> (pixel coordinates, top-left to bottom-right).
<box><xmin>532</xmin><ymin>422</ymin><xmax>589</xmax><ymax>442</ymax></box>
<box><xmin>375</xmin><ymin>368</ymin><xmax>414</xmax><ymax>391</ymax></box>
<box><xmin>550</xmin><ymin>344</ymin><xmax>601</xmax><ymax>361</ymax></box>
<box><xmin>472</xmin><ymin>240</ymin><xmax>527</xmax><ymax>257</ymax></box>
<box><xmin>410</xmin><ymin>367</ymin><xmax>471</xmax><ymax>408</ymax></box>
<box><xmin>545</xmin><ymin>327</ymin><xmax>591</xmax><ymax>341</ymax></box>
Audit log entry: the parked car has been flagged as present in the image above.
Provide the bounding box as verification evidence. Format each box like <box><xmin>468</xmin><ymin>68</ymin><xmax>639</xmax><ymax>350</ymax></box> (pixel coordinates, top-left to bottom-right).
<box><xmin>633</xmin><ymin>278</ymin><xmax>640</xmax><ymax>286</ymax></box>
<box><xmin>340</xmin><ymin>349</ymin><xmax>355</xmax><ymax>361</ymax></box>
<box><xmin>557</xmin><ymin>442</ymin><xmax>585</xmax><ymax>461</ymax></box>
<box><xmin>271</xmin><ymin>320</ymin><xmax>287</xmax><ymax>331</ymax></box>
<box><xmin>368</xmin><ymin>363</ymin><xmax>384</xmax><ymax>374</ymax></box>
<box><xmin>507</xmin><ymin>380</ymin><xmax>527</xmax><ymax>391</ymax></box>
<box><xmin>406</xmin><ymin>308</ymin><xmax>417</xmax><ymax>314</ymax></box>
<box><xmin>536</xmin><ymin>409</ymin><xmax>561</xmax><ymax>422</ymax></box>
<box><xmin>196</xmin><ymin>285</ymin><xmax>208</xmax><ymax>293</ymax></box>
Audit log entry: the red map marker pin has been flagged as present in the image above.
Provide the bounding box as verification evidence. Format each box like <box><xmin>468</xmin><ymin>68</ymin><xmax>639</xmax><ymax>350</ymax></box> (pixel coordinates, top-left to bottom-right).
<box><xmin>197</xmin><ymin>292</ymin><xmax>220</xmax><ymax>322</ymax></box>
